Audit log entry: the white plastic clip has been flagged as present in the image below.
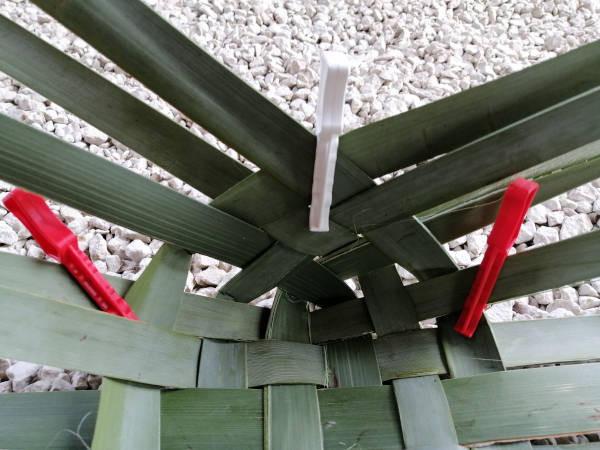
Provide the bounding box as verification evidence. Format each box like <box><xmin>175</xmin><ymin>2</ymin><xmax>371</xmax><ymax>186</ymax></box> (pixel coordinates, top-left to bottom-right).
<box><xmin>309</xmin><ymin>51</ymin><xmax>349</xmax><ymax>232</ymax></box>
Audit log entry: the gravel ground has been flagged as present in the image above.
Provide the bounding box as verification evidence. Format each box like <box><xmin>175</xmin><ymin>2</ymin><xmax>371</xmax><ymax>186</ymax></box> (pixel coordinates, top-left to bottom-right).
<box><xmin>0</xmin><ymin>0</ymin><xmax>599</xmax><ymax>433</ymax></box>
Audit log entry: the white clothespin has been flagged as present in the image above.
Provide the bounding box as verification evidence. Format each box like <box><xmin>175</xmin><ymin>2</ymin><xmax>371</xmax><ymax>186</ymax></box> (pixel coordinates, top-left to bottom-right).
<box><xmin>309</xmin><ymin>51</ymin><xmax>349</xmax><ymax>232</ymax></box>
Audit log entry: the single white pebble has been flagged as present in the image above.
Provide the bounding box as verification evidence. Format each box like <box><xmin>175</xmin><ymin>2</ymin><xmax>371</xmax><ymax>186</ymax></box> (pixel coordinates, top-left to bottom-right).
<box><xmin>88</xmin><ymin>234</ymin><xmax>108</xmax><ymax>261</ymax></box>
<box><xmin>0</xmin><ymin>221</ymin><xmax>18</xmax><ymax>245</ymax></box>
<box><xmin>579</xmin><ymin>296</ymin><xmax>600</xmax><ymax>310</ymax></box>
<box><xmin>578</xmin><ymin>283</ymin><xmax>599</xmax><ymax>298</ymax></box>
<box><xmin>194</xmin><ymin>266</ymin><xmax>226</xmax><ymax>287</ymax></box>
<box><xmin>105</xmin><ymin>254</ymin><xmax>121</xmax><ymax>273</ymax></box>
<box><xmin>125</xmin><ymin>239</ymin><xmax>151</xmax><ymax>262</ymax></box>
<box><xmin>59</xmin><ymin>205</ymin><xmax>83</xmax><ymax>223</ymax></box>
<box><xmin>82</xmin><ymin>125</ymin><xmax>108</xmax><ymax>145</ymax></box>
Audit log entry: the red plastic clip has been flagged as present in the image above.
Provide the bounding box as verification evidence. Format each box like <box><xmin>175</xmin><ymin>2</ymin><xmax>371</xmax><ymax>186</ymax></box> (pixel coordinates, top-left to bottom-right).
<box><xmin>454</xmin><ymin>178</ymin><xmax>538</xmax><ymax>337</ymax></box>
<box><xmin>3</xmin><ymin>188</ymin><xmax>138</xmax><ymax>320</ymax></box>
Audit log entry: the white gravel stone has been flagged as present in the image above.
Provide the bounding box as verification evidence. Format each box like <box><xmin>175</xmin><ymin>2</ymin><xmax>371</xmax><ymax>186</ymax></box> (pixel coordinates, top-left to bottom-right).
<box><xmin>591</xmin><ymin>279</ymin><xmax>600</xmax><ymax>294</ymax></box>
<box><xmin>59</xmin><ymin>205</ymin><xmax>83</xmax><ymax>223</ymax></box>
<box><xmin>547</xmin><ymin>298</ymin><xmax>582</xmax><ymax>316</ymax></box>
<box><xmin>125</xmin><ymin>239</ymin><xmax>152</xmax><ymax>262</ymax></box>
<box><xmin>558</xmin><ymin>286</ymin><xmax>579</xmax><ymax>303</ymax></box>
<box><xmin>533</xmin><ymin>291</ymin><xmax>554</xmax><ymax>306</ymax></box>
<box><xmin>39</xmin><ymin>365</ymin><xmax>64</xmax><ymax>380</ymax></box>
<box><xmin>82</xmin><ymin>125</ymin><xmax>108</xmax><ymax>145</ymax></box>
<box><xmin>466</xmin><ymin>234</ymin><xmax>487</xmax><ymax>257</ymax></box>
<box><xmin>526</xmin><ymin>204</ymin><xmax>548</xmax><ymax>224</ymax></box>
<box><xmin>93</xmin><ymin>260</ymin><xmax>108</xmax><ymax>273</ymax></box>
<box><xmin>71</xmin><ymin>371</ymin><xmax>89</xmax><ymax>390</ymax></box>
<box><xmin>0</xmin><ymin>221</ymin><xmax>18</xmax><ymax>245</ymax></box>
<box><xmin>115</xmin><ymin>226</ymin><xmax>152</xmax><ymax>244</ymax></box>
<box><xmin>88</xmin><ymin>234</ymin><xmax>108</xmax><ymax>261</ymax></box>
<box><xmin>6</xmin><ymin>362</ymin><xmax>40</xmax><ymax>392</ymax></box>
<box><xmin>579</xmin><ymin>296</ymin><xmax>600</xmax><ymax>310</ymax></box>
<box><xmin>50</xmin><ymin>373</ymin><xmax>75</xmax><ymax>392</ymax></box>
<box><xmin>515</xmin><ymin>220</ymin><xmax>536</xmax><ymax>244</ymax></box>
<box><xmin>542</xmin><ymin>197</ymin><xmax>562</xmax><ymax>211</ymax></box>
<box><xmin>107</xmin><ymin>236</ymin><xmax>130</xmax><ymax>257</ymax></box>
<box><xmin>0</xmin><ymin>358</ymin><xmax>10</xmax><ymax>380</ymax></box>
<box><xmin>578</xmin><ymin>283</ymin><xmax>599</xmax><ymax>298</ymax></box>
<box><xmin>560</xmin><ymin>213</ymin><xmax>593</xmax><ymax>239</ymax></box>
<box><xmin>191</xmin><ymin>254</ymin><xmax>220</xmax><ymax>271</ymax></box>
<box><xmin>533</xmin><ymin>226</ymin><xmax>559</xmax><ymax>246</ymax></box>
<box><xmin>4</xmin><ymin>213</ymin><xmax>31</xmax><ymax>239</ymax></box>
<box><xmin>87</xmin><ymin>375</ymin><xmax>102</xmax><ymax>390</ymax></box>
<box><xmin>0</xmin><ymin>381</ymin><xmax>11</xmax><ymax>393</ymax></box>
<box><xmin>450</xmin><ymin>249</ymin><xmax>471</xmax><ymax>267</ymax></box>
<box><xmin>548</xmin><ymin>307</ymin><xmax>576</xmax><ymax>319</ymax></box>
<box><xmin>23</xmin><ymin>379</ymin><xmax>51</xmax><ymax>393</ymax></box>
<box><xmin>448</xmin><ymin>235</ymin><xmax>467</xmax><ymax>249</ymax></box>
<box><xmin>484</xmin><ymin>301</ymin><xmax>513</xmax><ymax>322</ymax></box>
<box><xmin>89</xmin><ymin>217</ymin><xmax>111</xmax><ymax>231</ymax></box>
<box><xmin>195</xmin><ymin>266</ymin><xmax>227</xmax><ymax>287</ymax></box>
<box><xmin>106</xmin><ymin>254</ymin><xmax>122</xmax><ymax>273</ymax></box>
<box><xmin>546</xmin><ymin>210</ymin><xmax>564</xmax><ymax>227</ymax></box>
<box><xmin>67</xmin><ymin>217</ymin><xmax>89</xmax><ymax>235</ymax></box>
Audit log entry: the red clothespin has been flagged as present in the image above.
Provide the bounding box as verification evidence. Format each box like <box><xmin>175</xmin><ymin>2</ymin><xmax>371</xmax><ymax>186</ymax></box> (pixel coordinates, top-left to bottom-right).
<box><xmin>3</xmin><ymin>188</ymin><xmax>138</xmax><ymax>320</ymax></box>
<box><xmin>454</xmin><ymin>178</ymin><xmax>538</xmax><ymax>337</ymax></box>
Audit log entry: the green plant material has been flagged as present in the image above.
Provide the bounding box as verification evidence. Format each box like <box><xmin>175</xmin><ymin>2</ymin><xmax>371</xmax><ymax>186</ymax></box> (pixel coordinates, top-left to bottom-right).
<box><xmin>366</xmin><ymin>217</ymin><xmax>458</xmax><ymax>280</ymax></box>
<box><xmin>197</xmin><ymin>340</ymin><xmax>246</xmax><ymax>388</ymax></box>
<box><xmin>31</xmin><ymin>0</ymin><xmax>374</xmax><ymax>203</ymax></box>
<box><xmin>492</xmin><ymin>315</ymin><xmax>600</xmax><ymax>368</ymax></box>
<box><xmin>0</xmin><ymin>391</ymin><xmax>99</xmax><ymax>449</ymax></box>
<box><xmin>211</xmin><ymin>172</ymin><xmax>361</xmax><ymax>256</ymax></box>
<box><xmin>125</xmin><ymin>244</ymin><xmax>190</xmax><ymax>328</ymax></box>
<box><xmin>219</xmin><ymin>243</ymin><xmax>309</xmax><ymax>302</ymax></box>
<box><xmin>325</xmin><ymin>336</ymin><xmax>382</xmax><ymax>387</ymax></box>
<box><xmin>438</xmin><ymin>313</ymin><xmax>505</xmax><ymax>378</ymax></box>
<box><xmin>359</xmin><ymin>265</ymin><xmax>419</xmax><ymax>336</ymax></box>
<box><xmin>0</xmin><ymin>114</ymin><xmax>272</xmax><ymax>267</ymax></box>
<box><xmin>0</xmin><ymin>285</ymin><xmax>200</xmax><ymax>387</ymax></box>
<box><xmin>262</xmin><ymin>208</ymin><xmax>359</xmax><ymax>256</ymax></box>
<box><xmin>321</xmin><ymin>141</ymin><xmax>600</xmax><ymax>280</ymax></box>
<box><xmin>444</xmin><ymin>363</ymin><xmax>600</xmax><ymax>445</ymax></box>
<box><xmin>320</xmin><ymin>238</ymin><xmax>392</xmax><ymax>279</ymax></box>
<box><xmin>0</xmin><ymin>250</ymin><xmax>130</xmax><ymax>309</ymax></box>
<box><xmin>393</xmin><ymin>376</ymin><xmax>460</xmax><ymax>449</ymax></box>
<box><xmin>411</xmin><ymin>229</ymin><xmax>600</xmax><ymax>320</ymax></box>
<box><xmin>279</xmin><ymin>259</ymin><xmax>356</xmax><ymax>307</ymax></box>
<box><xmin>333</xmin><ymin>87</ymin><xmax>600</xmax><ymax>231</ymax></box>
<box><xmin>262</xmin><ymin>291</ymin><xmax>324</xmax><ymax>449</ymax></box>
<box><xmin>318</xmin><ymin>386</ymin><xmax>404</xmax><ymax>449</ymax></box>
<box><xmin>92</xmin><ymin>244</ymin><xmax>190</xmax><ymax>449</ymax></box>
<box><xmin>92</xmin><ymin>379</ymin><xmax>159</xmax><ymax>450</ymax></box>
<box><xmin>264</xmin><ymin>385</ymin><xmax>324</xmax><ymax>450</ymax></box>
<box><xmin>374</xmin><ymin>330</ymin><xmax>447</xmax><ymax>381</ymax></box>
<box><xmin>338</xmin><ymin>41</ymin><xmax>600</xmax><ymax>178</ymax></box>
<box><xmin>175</xmin><ymin>294</ymin><xmax>268</xmax><ymax>341</ymax></box>
<box><xmin>0</xmin><ymin>16</ymin><xmax>249</xmax><ymax>198</ymax></box>
<box><xmin>485</xmin><ymin>443</ymin><xmax>533</xmax><ymax>449</ymax></box>
<box><xmin>316</xmin><ymin>230</ymin><xmax>600</xmax><ymax>340</ymax></box>
<box><xmin>247</xmin><ymin>340</ymin><xmax>326</xmax><ymax>387</ymax></box>
<box><xmin>161</xmin><ymin>388</ymin><xmax>263</xmax><ymax>449</ymax></box>
<box><xmin>266</xmin><ymin>290</ymin><xmax>310</xmax><ymax>342</ymax></box>
<box><xmin>310</xmin><ymin>298</ymin><xmax>374</xmax><ymax>344</ymax></box>
<box><xmin>1</xmin><ymin>250</ymin><xmax>268</xmax><ymax>341</ymax></box>
<box><xmin>425</xmin><ymin>141</ymin><xmax>600</xmax><ymax>243</ymax></box>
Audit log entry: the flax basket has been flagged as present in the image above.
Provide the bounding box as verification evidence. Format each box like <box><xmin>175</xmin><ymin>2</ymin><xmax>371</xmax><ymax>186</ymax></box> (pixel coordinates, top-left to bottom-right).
<box><xmin>0</xmin><ymin>1</ymin><xmax>599</xmax><ymax>449</ymax></box>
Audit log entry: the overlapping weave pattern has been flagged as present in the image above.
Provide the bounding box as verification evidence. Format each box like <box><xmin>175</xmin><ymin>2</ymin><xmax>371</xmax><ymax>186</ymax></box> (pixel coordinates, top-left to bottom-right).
<box><xmin>0</xmin><ymin>1</ymin><xmax>599</xmax><ymax>448</ymax></box>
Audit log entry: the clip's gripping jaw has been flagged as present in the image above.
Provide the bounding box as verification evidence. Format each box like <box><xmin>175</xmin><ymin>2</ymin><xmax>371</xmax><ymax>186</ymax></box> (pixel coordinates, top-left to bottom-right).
<box><xmin>454</xmin><ymin>178</ymin><xmax>538</xmax><ymax>337</ymax></box>
<box><xmin>3</xmin><ymin>188</ymin><xmax>138</xmax><ymax>320</ymax></box>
